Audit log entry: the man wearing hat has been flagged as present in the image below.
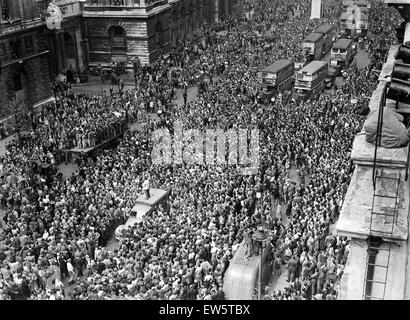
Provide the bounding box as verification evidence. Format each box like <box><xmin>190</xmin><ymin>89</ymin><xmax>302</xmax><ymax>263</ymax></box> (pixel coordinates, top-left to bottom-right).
<box><xmin>286</xmin><ymin>255</ymin><xmax>298</xmax><ymax>283</ymax></box>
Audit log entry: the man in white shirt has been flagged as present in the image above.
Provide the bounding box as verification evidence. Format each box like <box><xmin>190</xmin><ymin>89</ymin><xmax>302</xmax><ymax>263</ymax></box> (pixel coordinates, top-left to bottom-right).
<box><xmin>143</xmin><ymin>178</ymin><xmax>150</xmax><ymax>199</ymax></box>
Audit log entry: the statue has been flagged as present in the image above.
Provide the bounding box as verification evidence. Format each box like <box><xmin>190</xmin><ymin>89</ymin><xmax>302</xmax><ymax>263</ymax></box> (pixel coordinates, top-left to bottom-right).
<box><xmin>46</xmin><ymin>1</ymin><xmax>63</xmax><ymax>30</ymax></box>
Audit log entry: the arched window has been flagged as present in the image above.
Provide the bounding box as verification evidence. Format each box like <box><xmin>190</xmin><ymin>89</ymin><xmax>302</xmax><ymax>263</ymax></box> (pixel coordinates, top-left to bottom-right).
<box><xmin>109</xmin><ymin>26</ymin><xmax>127</xmax><ymax>54</ymax></box>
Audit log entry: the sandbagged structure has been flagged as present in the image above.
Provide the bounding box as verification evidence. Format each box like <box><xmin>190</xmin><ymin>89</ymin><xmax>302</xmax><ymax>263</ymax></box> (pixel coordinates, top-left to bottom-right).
<box><xmin>364</xmin><ymin>107</ymin><xmax>410</xmax><ymax>148</ymax></box>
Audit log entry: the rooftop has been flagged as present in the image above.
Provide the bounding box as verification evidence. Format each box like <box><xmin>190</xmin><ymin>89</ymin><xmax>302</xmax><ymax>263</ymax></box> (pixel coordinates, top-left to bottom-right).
<box><xmin>298</xmin><ymin>61</ymin><xmax>327</xmax><ymax>74</ymax></box>
<box><xmin>333</xmin><ymin>38</ymin><xmax>353</xmax><ymax>49</ymax></box>
<box><xmin>315</xmin><ymin>24</ymin><xmax>336</xmax><ymax>34</ymax></box>
<box><xmin>302</xmin><ymin>32</ymin><xmax>324</xmax><ymax>43</ymax></box>
<box><xmin>261</xmin><ymin>60</ymin><xmax>293</xmax><ymax>73</ymax></box>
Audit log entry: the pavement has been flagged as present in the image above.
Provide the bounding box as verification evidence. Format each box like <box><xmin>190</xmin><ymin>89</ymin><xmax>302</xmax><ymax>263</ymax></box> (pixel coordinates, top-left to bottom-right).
<box><xmin>71</xmin><ymin>72</ymin><xmax>201</xmax><ymax>104</ymax></box>
<box><xmin>72</xmin><ymin>74</ymin><xmax>135</xmax><ymax>96</ymax></box>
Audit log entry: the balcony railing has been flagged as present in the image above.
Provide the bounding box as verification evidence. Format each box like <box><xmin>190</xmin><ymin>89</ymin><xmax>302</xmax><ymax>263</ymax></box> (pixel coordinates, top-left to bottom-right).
<box><xmin>86</xmin><ymin>0</ymin><xmax>142</xmax><ymax>6</ymax></box>
<box><xmin>0</xmin><ymin>18</ymin><xmax>44</xmax><ymax>34</ymax></box>
<box><xmin>85</xmin><ymin>0</ymin><xmax>166</xmax><ymax>8</ymax></box>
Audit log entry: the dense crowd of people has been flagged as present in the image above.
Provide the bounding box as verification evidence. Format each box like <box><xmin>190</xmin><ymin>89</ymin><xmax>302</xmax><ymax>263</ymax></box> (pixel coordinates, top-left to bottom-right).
<box><xmin>0</xmin><ymin>0</ymin><xmax>382</xmax><ymax>300</ymax></box>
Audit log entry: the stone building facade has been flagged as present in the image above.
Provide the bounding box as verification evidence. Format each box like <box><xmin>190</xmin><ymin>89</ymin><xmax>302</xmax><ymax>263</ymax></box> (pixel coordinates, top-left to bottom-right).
<box><xmin>47</xmin><ymin>0</ymin><xmax>88</xmax><ymax>74</ymax></box>
<box><xmin>0</xmin><ymin>0</ymin><xmax>235</xmax><ymax>115</ymax></box>
<box><xmin>0</xmin><ymin>0</ymin><xmax>53</xmax><ymax>117</ymax></box>
<box><xmin>84</xmin><ymin>0</ymin><xmax>171</xmax><ymax>67</ymax></box>
<box><xmin>83</xmin><ymin>0</ymin><xmax>235</xmax><ymax>67</ymax></box>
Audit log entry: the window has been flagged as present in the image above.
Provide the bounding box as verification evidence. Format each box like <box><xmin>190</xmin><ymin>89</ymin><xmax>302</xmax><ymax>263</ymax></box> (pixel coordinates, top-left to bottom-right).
<box><xmin>109</xmin><ymin>26</ymin><xmax>126</xmax><ymax>54</ymax></box>
<box><xmin>24</xmin><ymin>36</ymin><xmax>33</xmax><ymax>50</ymax></box>
<box><xmin>10</xmin><ymin>40</ymin><xmax>22</xmax><ymax>59</ymax></box>
<box><xmin>156</xmin><ymin>21</ymin><xmax>163</xmax><ymax>49</ymax></box>
<box><xmin>13</xmin><ymin>73</ymin><xmax>23</xmax><ymax>91</ymax></box>
<box><xmin>0</xmin><ymin>43</ymin><xmax>5</xmax><ymax>57</ymax></box>
<box><xmin>340</xmin><ymin>49</ymin><xmax>346</xmax><ymax>53</ymax></box>
<box><xmin>1</xmin><ymin>0</ymin><xmax>10</xmax><ymax>21</ymax></box>
<box><xmin>110</xmin><ymin>0</ymin><xmax>125</xmax><ymax>5</ymax></box>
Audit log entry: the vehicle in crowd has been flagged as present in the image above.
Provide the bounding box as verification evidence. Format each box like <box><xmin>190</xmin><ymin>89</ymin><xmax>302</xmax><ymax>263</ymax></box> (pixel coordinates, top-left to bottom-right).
<box><xmin>325</xmin><ymin>68</ymin><xmax>337</xmax><ymax>89</ymax></box>
<box><xmin>314</xmin><ymin>24</ymin><xmax>338</xmax><ymax>55</ymax></box>
<box><xmin>330</xmin><ymin>38</ymin><xmax>354</xmax><ymax>72</ymax></box>
<box><xmin>301</xmin><ymin>32</ymin><xmax>325</xmax><ymax>63</ymax></box>
<box><xmin>223</xmin><ymin>242</ymin><xmax>272</xmax><ymax>300</ymax></box>
<box><xmin>259</xmin><ymin>59</ymin><xmax>295</xmax><ymax>103</ymax></box>
<box><xmin>293</xmin><ymin>60</ymin><xmax>328</xmax><ymax>102</ymax></box>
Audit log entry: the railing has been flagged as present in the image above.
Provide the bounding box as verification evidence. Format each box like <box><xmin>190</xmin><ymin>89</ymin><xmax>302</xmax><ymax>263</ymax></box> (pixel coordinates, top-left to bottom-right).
<box><xmin>0</xmin><ymin>18</ymin><xmax>44</xmax><ymax>33</ymax></box>
<box><xmin>85</xmin><ymin>0</ymin><xmax>165</xmax><ymax>8</ymax></box>
<box><xmin>85</xmin><ymin>0</ymin><xmax>141</xmax><ymax>7</ymax></box>
<box><xmin>57</xmin><ymin>0</ymin><xmax>85</xmax><ymax>18</ymax></box>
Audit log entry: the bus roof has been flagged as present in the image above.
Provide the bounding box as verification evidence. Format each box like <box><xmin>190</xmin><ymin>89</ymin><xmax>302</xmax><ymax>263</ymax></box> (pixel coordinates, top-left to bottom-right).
<box><xmin>343</xmin><ymin>0</ymin><xmax>368</xmax><ymax>5</ymax></box>
<box><xmin>298</xmin><ymin>61</ymin><xmax>327</xmax><ymax>74</ymax></box>
<box><xmin>333</xmin><ymin>38</ymin><xmax>353</xmax><ymax>49</ymax></box>
<box><xmin>261</xmin><ymin>59</ymin><xmax>293</xmax><ymax>73</ymax></box>
<box><xmin>302</xmin><ymin>32</ymin><xmax>324</xmax><ymax>43</ymax></box>
<box><xmin>315</xmin><ymin>24</ymin><xmax>335</xmax><ymax>35</ymax></box>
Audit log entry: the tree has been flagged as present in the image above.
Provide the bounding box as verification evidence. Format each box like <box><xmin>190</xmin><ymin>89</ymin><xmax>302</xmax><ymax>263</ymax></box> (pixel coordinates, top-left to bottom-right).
<box><xmin>5</xmin><ymin>97</ymin><xmax>29</xmax><ymax>146</ymax></box>
<box><xmin>368</xmin><ymin>0</ymin><xmax>403</xmax><ymax>59</ymax></box>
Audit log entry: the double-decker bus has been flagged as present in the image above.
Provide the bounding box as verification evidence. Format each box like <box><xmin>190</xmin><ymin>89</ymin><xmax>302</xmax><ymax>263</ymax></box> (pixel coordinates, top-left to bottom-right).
<box><xmin>261</xmin><ymin>59</ymin><xmax>294</xmax><ymax>93</ymax></box>
<box><xmin>315</xmin><ymin>24</ymin><xmax>337</xmax><ymax>54</ymax></box>
<box><xmin>293</xmin><ymin>61</ymin><xmax>328</xmax><ymax>101</ymax></box>
<box><xmin>330</xmin><ymin>38</ymin><xmax>354</xmax><ymax>71</ymax></box>
<box><xmin>301</xmin><ymin>32</ymin><xmax>325</xmax><ymax>62</ymax></box>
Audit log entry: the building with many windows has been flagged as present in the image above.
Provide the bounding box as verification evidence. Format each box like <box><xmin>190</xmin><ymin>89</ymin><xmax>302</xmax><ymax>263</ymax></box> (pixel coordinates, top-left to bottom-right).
<box><xmin>0</xmin><ymin>0</ymin><xmax>235</xmax><ymax>115</ymax></box>
<box><xmin>340</xmin><ymin>0</ymin><xmax>370</xmax><ymax>38</ymax></box>
<box><xmin>0</xmin><ymin>0</ymin><xmax>53</xmax><ymax>117</ymax></box>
